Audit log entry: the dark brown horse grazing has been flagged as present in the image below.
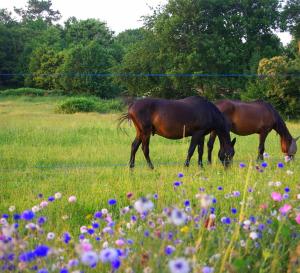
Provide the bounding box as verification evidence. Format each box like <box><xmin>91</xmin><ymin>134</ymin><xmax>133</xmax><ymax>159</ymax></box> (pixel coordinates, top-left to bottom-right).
<box><xmin>119</xmin><ymin>96</ymin><xmax>236</xmax><ymax>169</ymax></box>
<box><xmin>207</xmin><ymin>99</ymin><xmax>299</xmax><ymax>163</ymax></box>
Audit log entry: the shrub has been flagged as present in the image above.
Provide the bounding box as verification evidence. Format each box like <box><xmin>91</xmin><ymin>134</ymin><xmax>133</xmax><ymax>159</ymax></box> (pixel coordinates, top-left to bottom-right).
<box><xmin>57</xmin><ymin>97</ymin><xmax>98</xmax><ymax>113</ymax></box>
<box><xmin>0</xmin><ymin>88</ymin><xmax>65</xmax><ymax>97</ymax></box>
<box><xmin>57</xmin><ymin>97</ymin><xmax>124</xmax><ymax>114</ymax></box>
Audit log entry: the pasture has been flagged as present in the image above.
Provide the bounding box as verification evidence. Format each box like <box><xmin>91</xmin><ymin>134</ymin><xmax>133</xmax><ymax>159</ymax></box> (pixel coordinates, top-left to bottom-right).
<box><xmin>1</xmin><ymin>96</ymin><xmax>300</xmax><ymax>273</ymax></box>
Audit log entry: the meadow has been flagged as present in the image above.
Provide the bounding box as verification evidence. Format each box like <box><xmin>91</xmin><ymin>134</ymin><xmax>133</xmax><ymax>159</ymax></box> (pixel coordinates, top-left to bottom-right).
<box><xmin>1</xmin><ymin>96</ymin><xmax>300</xmax><ymax>273</ymax></box>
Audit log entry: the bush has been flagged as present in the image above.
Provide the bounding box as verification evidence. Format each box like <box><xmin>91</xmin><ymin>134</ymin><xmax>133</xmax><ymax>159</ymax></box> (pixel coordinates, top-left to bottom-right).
<box><xmin>0</xmin><ymin>88</ymin><xmax>65</xmax><ymax>97</ymax></box>
<box><xmin>57</xmin><ymin>97</ymin><xmax>124</xmax><ymax>114</ymax></box>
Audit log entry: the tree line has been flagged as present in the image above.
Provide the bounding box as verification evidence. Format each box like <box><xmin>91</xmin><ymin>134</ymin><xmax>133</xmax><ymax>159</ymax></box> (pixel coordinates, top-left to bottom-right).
<box><xmin>0</xmin><ymin>0</ymin><xmax>300</xmax><ymax>116</ymax></box>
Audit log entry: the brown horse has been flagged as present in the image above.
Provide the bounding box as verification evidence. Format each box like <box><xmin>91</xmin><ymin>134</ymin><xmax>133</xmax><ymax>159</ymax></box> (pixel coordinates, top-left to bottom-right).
<box><xmin>207</xmin><ymin>99</ymin><xmax>299</xmax><ymax>163</ymax></box>
<box><xmin>119</xmin><ymin>96</ymin><xmax>236</xmax><ymax>169</ymax></box>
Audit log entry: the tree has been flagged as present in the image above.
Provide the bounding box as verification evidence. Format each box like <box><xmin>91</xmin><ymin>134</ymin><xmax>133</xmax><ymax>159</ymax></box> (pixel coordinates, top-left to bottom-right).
<box><xmin>55</xmin><ymin>41</ymin><xmax>120</xmax><ymax>98</ymax></box>
<box><xmin>116</xmin><ymin>0</ymin><xmax>283</xmax><ymax>99</ymax></box>
<box><xmin>14</xmin><ymin>0</ymin><xmax>61</xmax><ymax>24</ymax></box>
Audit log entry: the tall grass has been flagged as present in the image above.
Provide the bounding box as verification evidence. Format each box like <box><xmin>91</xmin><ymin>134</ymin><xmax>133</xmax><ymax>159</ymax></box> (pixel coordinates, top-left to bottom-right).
<box><xmin>0</xmin><ymin>96</ymin><xmax>300</xmax><ymax>272</ymax></box>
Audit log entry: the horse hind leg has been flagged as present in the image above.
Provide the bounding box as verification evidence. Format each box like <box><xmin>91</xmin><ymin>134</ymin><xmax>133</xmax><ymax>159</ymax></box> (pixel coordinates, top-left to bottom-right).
<box><xmin>185</xmin><ymin>130</ymin><xmax>205</xmax><ymax>167</ymax></box>
<box><xmin>197</xmin><ymin>136</ymin><xmax>205</xmax><ymax>167</ymax></box>
<box><xmin>129</xmin><ymin>135</ymin><xmax>142</xmax><ymax>169</ymax></box>
<box><xmin>141</xmin><ymin>131</ymin><xmax>154</xmax><ymax>169</ymax></box>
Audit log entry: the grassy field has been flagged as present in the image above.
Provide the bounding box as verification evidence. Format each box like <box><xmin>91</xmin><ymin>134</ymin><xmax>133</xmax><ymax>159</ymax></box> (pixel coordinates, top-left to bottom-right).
<box><xmin>1</xmin><ymin>96</ymin><xmax>300</xmax><ymax>272</ymax></box>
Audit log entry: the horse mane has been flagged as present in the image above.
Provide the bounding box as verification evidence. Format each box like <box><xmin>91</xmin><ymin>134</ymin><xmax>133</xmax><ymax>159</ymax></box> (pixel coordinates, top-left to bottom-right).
<box><xmin>257</xmin><ymin>100</ymin><xmax>292</xmax><ymax>140</ymax></box>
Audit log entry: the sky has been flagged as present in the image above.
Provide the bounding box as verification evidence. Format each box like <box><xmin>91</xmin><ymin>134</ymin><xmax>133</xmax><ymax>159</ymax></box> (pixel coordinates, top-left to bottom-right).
<box><xmin>2</xmin><ymin>0</ymin><xmax>292</xmax><ymax>44</ymax></box>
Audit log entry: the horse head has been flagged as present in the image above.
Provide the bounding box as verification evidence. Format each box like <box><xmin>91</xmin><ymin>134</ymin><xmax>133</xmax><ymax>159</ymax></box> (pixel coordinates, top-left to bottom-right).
<box><xmin>288</xmin><ymin>136</ymin><xmax>300</xmax><ymax>159</ymax></box>
<box><xmin>218</xmin><ymin>137</ymin><xmax>236</xmax><ymax>167</ymax></box>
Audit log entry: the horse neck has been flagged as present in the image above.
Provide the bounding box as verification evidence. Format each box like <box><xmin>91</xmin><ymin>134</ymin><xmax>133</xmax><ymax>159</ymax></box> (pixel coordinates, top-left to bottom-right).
<box><xmin>274</xmin><ymin>120</ymin><xmax>293</xmax><ymax>154</ymax></box>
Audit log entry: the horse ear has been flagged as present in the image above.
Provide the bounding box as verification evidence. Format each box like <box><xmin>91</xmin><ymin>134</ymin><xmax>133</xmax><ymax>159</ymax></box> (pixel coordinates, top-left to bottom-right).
<box><xmin>231</xmin><ymin>137</ymin><xmax>236</xmax><ymax>147</ymax></box>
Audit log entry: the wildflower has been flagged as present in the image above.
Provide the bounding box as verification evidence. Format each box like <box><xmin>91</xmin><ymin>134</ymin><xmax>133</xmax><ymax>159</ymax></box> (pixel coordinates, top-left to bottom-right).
<box><xmin>198</xmin><ymin>194</ymin><xmax>213</xmax><ymax>208</ymax></box>
<box><xmin>202</xmin><ymin>266</ymin><xmax>214</xmax><ymax>273</ymax></box>
<box><xmin>277</xmin><ymin>162</ymin><xmax>284</xmax><ymax>168</ymax></box>
<box><xmin>111</xmin><ymin>259</ymin><xmax>121</xmax><ymax>269</ymax></box>
<box><xmin>249</xmin><ymin>232</ymin><xmax>258</xmax><ymax>240</ymax></box>
<box><xmin>37</xmin><ymin>269</ymin><xmax>48</xmax><ymax>273</ymax></box>
<box><xmin>279</xmin><ymin>204</ymin><xmax>292</xmax><ymax>214</ymax></box>
<box><xmin>9</xmin><ymin>206</ymin><xmax>15</xmax><ymax>212</ymax></box>
<box><xmin>108</xmin><ymin>199</ymin><xmax>117</xmax><ymax>206</ymax></box>
<box><xmin>271</xmin><ymin>192</ymin><xmax>282</xmax><ymax>202</ymax></box>
<box><xmin>126</xmin><ymin>192</ymin><xmax>133</xmax><ymax>198</ymax></box>
<box><xmin>34</xmin><ymin>245</ymin><xmax>50</xmax><ymax>257</ymax></box>
<box><xmin>174</xmin><ymin>181</ymin><xmax>181</xmax><ymax>187</ymax></box>
<box><xmin>261</xmin><ymin>162</ymin><xmax>268</xmax><ymax>168</ymax></box>
<box><xmin>134</xmin><ymin>197</ymin><xmax>154</xmax><ymax>214</ymax></box>
<box><xmin>177</xmin><ymin>172</ymin><xmax>184</xmax><ymax>178</ymax></box>
<box><xmin>40</xmin><ymin>201</ymin><xmax>48</xmax><ymax>208</ymax></box>
<box><xmin>180</xmin><ymin>226</ymin><xmax>189</xmax><ymax>233</ymax></box>
<box><xmin>263</xmin><ymin>152</ymin><xmax>270</xmax><ymax>158</ymax></box>
<box><xmin>221</xmin><ymin>217</ymin><xmax>231</xmax><ymax>224</ymax></box>
<box><xmin>94</xmin><ymin>211</ymin><xmax>102</xmax><ymax>219</ymax></box>
<box><xmin>47</xmin><ymin>232</ymin><xmax>55</xmax><ymax>240</ymax></box>
<box><xmin>19</xmin><ymin>251</ymin><xmax>36</xmax><ymax>262</ymax></box>
<box><xmin>153</xmin><ymin>193</ymin><xmax>158</xmax><ymax>199</ymax></box>
<box><xmin>275</xmin><ymin>181</ymin><xmax>282</xmax><ymax>187</ymax></box>
<box><xmin>165</xmin><ymin>245</ymin><xmax>176</xmax><ymax>255</ymax></box>
<box><xmin>239</xmin><ymin>162</ymin><xmax>246</xmax><ymax>168</ymax></box>
<box><xmin>21</xmin><ymin>210</ymin><xmax>35</xmax><ymax>221</ymax></box>
<box><xmin>101</xmin><ymin>208</ymin><xmax>108</xmax><ymax>215</ymax></box>
<box><xmin>60</xmin><ymin>269</ymin><xmax>68</xmax><ymax>273</ymax></box>
<box><xmin>284</xmin><ymin>156</ymin><xmax>291</xmax><ymax>163</ymax></box>
<box><xmin>68</xmin><ymin>259</ymin><xmax>79</xmax><ymax>267</ymax></box>
<box><xmin>38</xmin><ymin>216</ymin><xmax>46</xmax><ymax>225</ymax></box>
<box><xmin>115</xmin><ymin>239</ymin><xmax>125</xmax><ymax>247</ymax></box>
<box><xmin>168</xmin><ymin>257</ymin><xmax>190</xmax><ymax>273</ymax></box>
<box><xmin>184</xmin><ymin>200</ymin><xmax>190</xmax><ymax>207</ymax></box>
<box><xmin>217</xmin><ymin>186</ymin><xmax>223</xmax><ymax>190</ymax></box>
<box><xmin>54</xmin><ymin>192</ymin><xmax>62</xmax><ymax>199</ymax></box>
<box><xmin>295</xmin><ymin>214</ymin><xmax>300</xmax><ymax>224</ymax></box>
<box><xmin>232</xmin><ymin>191</ymin><xmax>240</xmax><ymax>197</ymax></box>
<box><xmin>32</xmin><ymin>206</ymin><xmax>40</xmax><ymax>213</ymax></box>
<box><xmin>99</xmin><ymin>248</ymin><xmax>119</xmax><ymax>263</ymax></box>
<box><xmin>63</xmin><ymin>232</ymin><xmax>71</xmax><ymax>244</ymax></box>
<box><xmin>170</xmin><ymin>208</ymin><xmax>187</xmax><ymax>226</ymax></box>
<box><xmin>283</xmin><ymin>193</ymin><xmax>289</xmax><ymax>199</ymax></box>
<box><xmin>68</xmin><ymin>196</ymin><xmax>77</xmax><ymax>203</ymax></box>
<box><xmin>240</xmin><ymin>240</ymin><xmax>246</xmax><ymax>247</ymax></box>
<box><xmin>48</xmin><ymin>196</ymin><xmax>55</xmax><ymax>202</ymax></box>
<box><xmin>231</xmin><ymin>208</ymin><xmax>237</xmax><ymax>214</ymax></box>
<box><xmin>81</xmin><ymin>251</ymin><xmax>98</xmax><ymax>267</ymax></box>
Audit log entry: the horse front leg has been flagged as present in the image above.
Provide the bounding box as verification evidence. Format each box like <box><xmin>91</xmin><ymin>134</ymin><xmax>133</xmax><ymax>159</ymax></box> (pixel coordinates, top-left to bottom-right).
<box><xmin>207</xmin><ymin>131</ymin><xmax>217</xmax><ymax>164</ymax></box>
<box><xmin>129</xmin><ymin>136</ymin><xmax>141</xmax><ymax>169</ymax></box>
<box><xmin>184</xmin><ymin>130</ymin><xmax>205</xmax><ymax>167</ymax></box>
<box><xmin>257</xmin><ymin>130</ymin><xmax>269</xmax><ymax>161</ymax></box>
<box><xmin>197</xmin><ymin>136</ymin><xmax>205</xmax><ymax>167</ymax></box>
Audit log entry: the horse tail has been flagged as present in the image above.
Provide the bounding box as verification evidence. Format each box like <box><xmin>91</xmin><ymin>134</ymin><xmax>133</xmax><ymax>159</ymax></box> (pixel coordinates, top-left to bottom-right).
<box><xmin>117</xmin><ymin>112</ymin><xmax>132</xmax><ymax>136</ymax></box>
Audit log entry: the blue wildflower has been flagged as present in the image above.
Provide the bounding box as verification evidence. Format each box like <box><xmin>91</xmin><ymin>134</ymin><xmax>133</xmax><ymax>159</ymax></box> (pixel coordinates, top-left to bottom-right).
<box><xmin>249</xmin><ymin>215</ymin><xmax>256</xmax><ymax>223</ymax></box>
<box><xmin>184</xmin><ymin>200</ymin><xmax>190</xmax><ymax>207</ymax></box>
<box><xmin>21</xmin><ymin>210</ymin><xmax>35</xmax><ymax>221</ymax></box>
<box><xmin>60</xmin><ymin>269</ymin><xmax>68</xmax><ymax>273</ymax></box>
<box><xmin>173</xmin><ymin>181</ymin><xmax>181</xmax><ymax>187</ymax></box>
<box><xmin>108</xmin><ymin>199</ymin><xmax>117</xmax><ymax>206</ymax></box>
<box><xmin>144</xmin><ymin>230</ymin><xmax>150</xmax><ymax>237</ymax></box>
<box><xmin>165</xmin><ymin>245</ymin><xmax>175</xmax><ymax>255</ymax></box>
<box><xmin>210</xmin><ymin>207</ymin><xmax>215</xmax><ymax>213</ymax></box>
<box><xmin>34</xmin><ymin>245</ymin><xmax>50</xmax><ymax>257</ymax></box>
<box><xmin>2</xmin><ymin>214</ymin><xmax>9</xmax><ymax>219</ymax></box>
<box><xmin>95</xmin><ymin>237</ymin><xmax>101</xmax><ymax>241</ymax></box>
<box><xmin>153</xmin><ymin>193</ymin><xmax>158</xmax><ymax>199</ymax></box>
<box><xmin>231</xmin><ymin>208</ymin><xmax>237</xmax><ymax>214</ymax></box>
<box><xmin>92</xmin><ymin>222</ymin><xmax>99</xmax><ymax>229</ymax></box>
<box><xmin>19</xmin><ymin>251</ymin><xmax>36</xmax><ymax>262</ymax></box>
<box><xmin>94</xmin><ymin>211</ymin><xmax>102</xmax><ymax>219</ymax></box>
<box><xmin>284</xmin><ymin>187</ymin><xmax>290</xmax><ymax>192</ymax></box>
<box><xmin>212</xmin><ymin>198</ymin><xmax>217</xmax><ymax>204</ymax></box>
<box><xmin>217</xmin><ymin>186</ymin><xmax>223</xmax><ymax>190</ymax></box>
<box><xmin>277</xmin><ymin>162</ymin><xmax>284</xmax><ymax>168</ymax></box>
<box><xmin>221</xmin><ymin>217</ymin><xmax>231</xmax><ymax>224</ymax></box>
<box><xmin>48</xmin><ymin>196</ymin><xmax>55</xmax><ymax>202</ymax></box>
<box><xmin>239</xmin><ymin>163</ymin><xmax>246</xmax><ymax>168</ymax></box>
<box><xmin>13</xmin><ymin>214</ymin><xmax>21</xmax><ymax>221</ymax></box>
<box><xmin>88</xmin><ymin>229</ymin><xmax>94</xmax><ymax>235</ymax></box>
<box><xmin>63</xmin><ymin>232</ymin><xmax>71</xmax><ymax>244</ymax></box>
<box><xmin>38</xmin><ymin>217</ymin><xmax>46</xmax><ymax>225</ymax></box>
<box><xmin>79</xmin><ymin>234</ymin><xmax>85</xmax><ymax>240</ymax></box>
<box><xmin>111</xmin><ymin>259</ymin><xmax>121</xmax><ymax>269</ymax></box>
<box><xmin>178</xmin><ymin>172</ymin><xmax>184</xmax><ymax>178</ymax></box>
<box><xmin>261</xmin><ymin>162</ymin><xmax>268</xmax><ymax>168</ymax></box>
<box><xmin>37</xmin><ymin>269</ymin><xmax>48</xmax><ymax>273</ymax></box>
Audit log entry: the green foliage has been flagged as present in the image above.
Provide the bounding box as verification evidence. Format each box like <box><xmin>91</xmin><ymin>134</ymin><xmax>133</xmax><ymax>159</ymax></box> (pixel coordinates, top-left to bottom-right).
<box><xmin>0</xmin><ymin>87</ymin><xmax>62</xmax><ymax>96</ymax></box>
<box><xmin>116</xmin><ymin>0</ymin><xmax>283</xmax><ymax>98</ymax></box>
<box><xmin>243</xmin><ymin>56</ymin><xmax>300</xmax><ymax>117</ymax></box>
<box><xmin>55</xmin><ymin>42</ymin><xmax>120</xmax><ymax>98</ymax></box>
<box><xmin>57</xmin><ymin>97</ymin><xmax>124</xmax><ymax>114</ymax></box>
